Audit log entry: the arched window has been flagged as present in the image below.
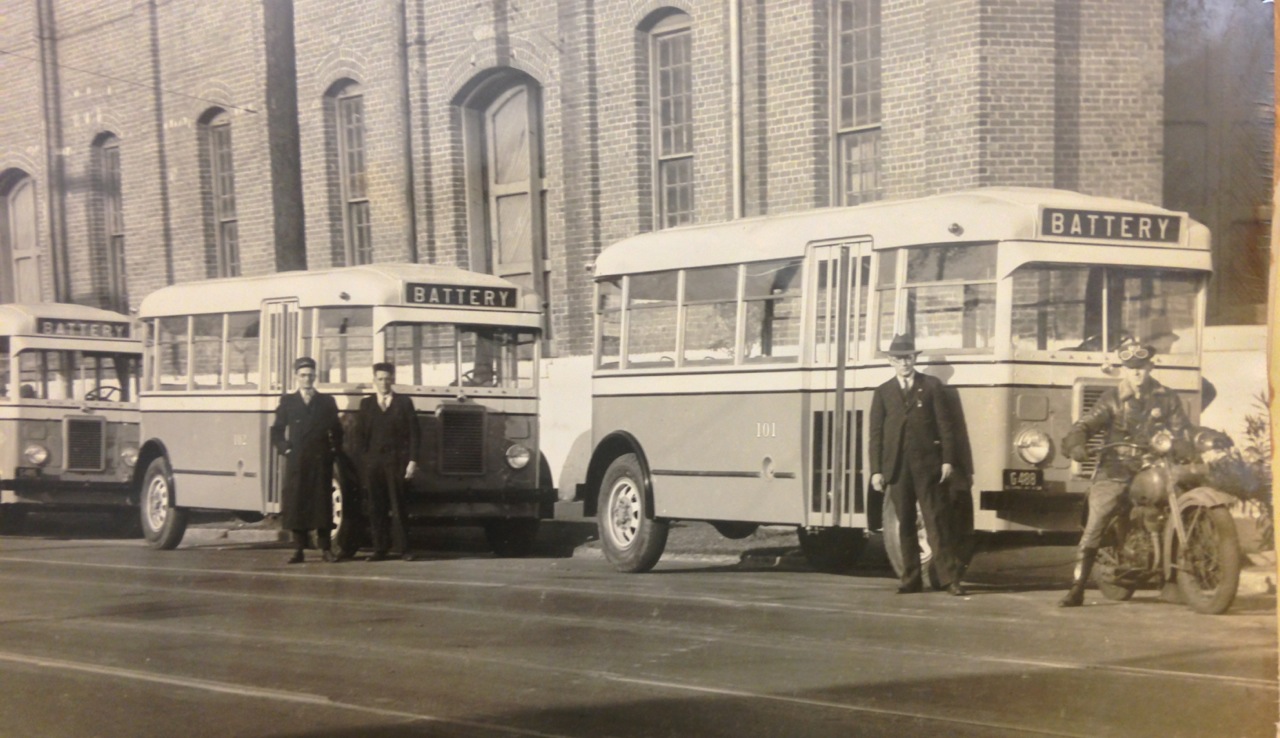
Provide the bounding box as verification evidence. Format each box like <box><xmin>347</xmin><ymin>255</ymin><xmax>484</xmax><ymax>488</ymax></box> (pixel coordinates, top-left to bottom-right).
<box><xmin>646</xmin><ymin>10</ymin><xmax>694</xmax><ymax>228</ymax></box>
<box><xmin>460</xmin><ymin>72</ymin><xmax>549</xmax><ymax>334</ymax></box>
<box><xmin>832</xmin><ymin>0</ymin><xmax>883</xmax><ymax>205</ymax></box>
<box><xmin>199</xmin><ymin>109</ymin><xmax>239</xmax><ymax>277</ymax></box>
<box><xmin>0</xmin><ymin>173</ymin><xmax>42</xmax><ymax>303</ymax></box>
<box><xmin>326</xmin><ymin>81</ymin><xmax>371</xmax><ymax>266</ymax></box>
<box><xmin>92</xmin><ymin>134</ymin><xmax>127</xmax><ymax>311</ymax></box>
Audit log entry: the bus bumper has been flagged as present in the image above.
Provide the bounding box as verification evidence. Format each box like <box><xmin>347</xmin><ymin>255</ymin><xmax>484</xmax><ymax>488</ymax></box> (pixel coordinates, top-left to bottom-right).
<box><xmin>406</xmin><ymin>488</ymin><xmax>557</xmax><ymax>520</ymax></box>
<box><xmin>980</xmin><ymin>490</ymin><xmax>1084</xmax><ymax>514</ymax></box>
<box><xmin>1</xmin><ymin>478</ymin><xmax>135</xmax><ymax>508</ymax></box>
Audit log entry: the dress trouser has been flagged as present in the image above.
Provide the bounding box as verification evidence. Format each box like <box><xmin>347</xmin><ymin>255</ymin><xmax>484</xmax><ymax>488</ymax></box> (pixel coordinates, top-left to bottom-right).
<box><xmin>364</xmin><ymin>457</ymin><xmax>409</xmax><ymax>556</ymax></box>
<box><xmin>890</xmin><ymin>460</ymin><xmax>961</xmax><ymax>587</ymax></box>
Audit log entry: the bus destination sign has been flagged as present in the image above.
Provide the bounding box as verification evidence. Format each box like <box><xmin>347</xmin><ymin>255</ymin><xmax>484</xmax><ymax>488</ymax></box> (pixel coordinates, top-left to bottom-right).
<box><xmin>406</xmin><ymin>283</ymin><xmax>518</xmax><ymax>309</ymax></box>
<box><xmin>1041</xmin><ymin>207</ymin><xmax>1181</xmax><ymax>244</ymax></box>
<box><xmin>36</xmin><ymin>318</ymin><xmax>131</xmax><ymax>338</ymax></box>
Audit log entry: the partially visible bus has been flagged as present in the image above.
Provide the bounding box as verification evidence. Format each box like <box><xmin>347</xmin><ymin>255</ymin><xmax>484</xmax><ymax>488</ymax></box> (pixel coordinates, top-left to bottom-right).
<box><xmin>134</xmin><ymin>264</ymin><xmax>550</xmax><ymax>555</ymax></box>
<box><xmin>0</xmin><ymin>303</ymin><xmax>142</xmax><ymax>532</ymax></box>
<box><xmin>581</xmin><ymin>187</ymin><xmax>1210</xmax><ymax>573</ymax></box>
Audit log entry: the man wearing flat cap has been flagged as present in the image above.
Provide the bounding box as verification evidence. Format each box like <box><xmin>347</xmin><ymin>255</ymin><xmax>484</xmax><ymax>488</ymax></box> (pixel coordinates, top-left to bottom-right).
<box><xmin>1059</xmin><ymin>338</ymin><xmax>1190</xmax><ymax>607</ymax></box>
<box><xmin>869</xmin><ymin>333</ymin><xmax>967</xmax><ymax>596</ymax></box>
<box><xmin>270</xmin><ymin>357</ymin><xmax>343</xmax><ymax>564</ymax></box>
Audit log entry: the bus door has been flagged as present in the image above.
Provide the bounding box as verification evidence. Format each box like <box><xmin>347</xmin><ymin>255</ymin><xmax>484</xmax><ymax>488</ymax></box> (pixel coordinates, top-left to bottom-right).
<box><xmin>807</xmin><ymin>241</ymin><xmax>872</xmax><ymax>529</ymax></box>
<box><xmin>263</xmin><ymin>299</ymin><xmax>299</xmax><ymax>513</ymax></box>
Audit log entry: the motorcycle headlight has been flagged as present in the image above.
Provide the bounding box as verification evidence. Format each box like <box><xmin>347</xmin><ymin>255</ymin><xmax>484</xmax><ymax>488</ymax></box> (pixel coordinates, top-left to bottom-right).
<box><xmin>1014</xmin><ymin>428</ymin><xmax>1052</xmax><ymax>464</ymax></box>
<box><xmin>1151</xmin><ymin>430</ymin><xmax>1174</xmax><ymax>455</ymax></box>
<box><xmin>121</xmin><ymin>444</ymin><xmax>139</xmax><ymax>468</ymax></box>
<box><xmin>23</xmin><ymin>444</ymin><xmax>49</xmax><ymax>466</ymax></box>
<box><xmin>505</xmin><ymin>444</ymin><xmax>531</xmax><ymax>470</ymax></box>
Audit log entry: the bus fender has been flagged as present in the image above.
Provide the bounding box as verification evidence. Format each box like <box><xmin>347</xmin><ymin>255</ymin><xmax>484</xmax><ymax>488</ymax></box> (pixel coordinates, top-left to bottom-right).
<box><xmin>133</xmin><ymin>440</ymin><xmax>172</xmax><ymax>506</ymax></box>
<box><xmin>1162</xmin><ymin>486</ymin><xmax>1238</xmax><ymax>580</ymax></box>
<box><xmin>583</xmin><ymin>432</ymin><xmax>653</xmax><ymax>519</ymax></box>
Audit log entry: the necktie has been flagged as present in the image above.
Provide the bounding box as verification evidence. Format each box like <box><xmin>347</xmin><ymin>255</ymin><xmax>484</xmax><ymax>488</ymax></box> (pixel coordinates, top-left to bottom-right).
<box><xmin>301</xmin><ymin>390</ymin><xmax>313</xmax><ymax>404</ymax></box>
<box><xmin>380</xmin><ymin>395</ymin><xmax>389</xmax><ymax>411</ymax></box>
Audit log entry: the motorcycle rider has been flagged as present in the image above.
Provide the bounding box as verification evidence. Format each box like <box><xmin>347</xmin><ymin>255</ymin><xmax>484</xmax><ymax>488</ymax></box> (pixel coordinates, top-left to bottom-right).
<box><xmin>1059</xmin><ymin>338</ymin><xmax>1192</xmax><ymax>608</ymax></box>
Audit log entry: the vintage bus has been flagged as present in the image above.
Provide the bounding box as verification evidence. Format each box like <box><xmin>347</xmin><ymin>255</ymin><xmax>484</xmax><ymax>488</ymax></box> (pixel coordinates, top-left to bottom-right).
<box><xmin>580</xmin><ymin>187</ymin><xmax>1210</xmax><ymax>573</ymax></box>
<box><xmin>0</xmin><ymin>303</ymin><xmax>142</xmax><ymax>532</ymax></box>
<box><xmin>134</xmin><ymin>264</ymin><xmax>550</xmax><ymax>555</ymax></box>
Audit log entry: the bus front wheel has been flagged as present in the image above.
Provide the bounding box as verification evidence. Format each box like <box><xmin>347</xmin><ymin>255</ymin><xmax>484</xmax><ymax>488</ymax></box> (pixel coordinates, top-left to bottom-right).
<box><xmin>597</xmin><ymin>453</ymin><xmax>668</xmax><ymax>573</ymax></box>
<box><xmin>881</xmin><ymin>493</ymin><xmax>942</xmax><ymax>590</ymax></box>
<box><xmin>140</xmin><ymin>457</ymin><xmax>188</xmax><ymax>550</ymax></box>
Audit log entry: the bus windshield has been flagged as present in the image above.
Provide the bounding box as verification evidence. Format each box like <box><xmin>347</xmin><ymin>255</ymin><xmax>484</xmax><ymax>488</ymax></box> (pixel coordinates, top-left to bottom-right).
<box><xmin>14</xmin><ymin>349</ymin><xmax>140</xmax><ymax>402</ymax></box>
<box><xmin>1011</xmin><ymin>265</ymin><xmax>1201</xmax><ymax>356</ymax></box>
<box><xmin>384</xmin><ymin>323</ymin><xmax>537</xmax><ymax>390</ymax></box>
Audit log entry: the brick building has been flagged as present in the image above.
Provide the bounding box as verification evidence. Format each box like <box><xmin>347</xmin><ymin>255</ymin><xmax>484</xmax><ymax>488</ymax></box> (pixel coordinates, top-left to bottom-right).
<box><xmin>0</xmin><ymin>0</ymin><xmax>1271</xmax><ymax>340</ymax></box>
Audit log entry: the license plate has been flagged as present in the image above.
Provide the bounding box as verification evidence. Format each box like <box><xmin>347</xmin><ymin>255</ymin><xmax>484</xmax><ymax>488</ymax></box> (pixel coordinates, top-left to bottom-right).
<box><xmin>1003</xmin><ymin>468</ymin><xmax>1043</xmax><ymax>491</ymax></box>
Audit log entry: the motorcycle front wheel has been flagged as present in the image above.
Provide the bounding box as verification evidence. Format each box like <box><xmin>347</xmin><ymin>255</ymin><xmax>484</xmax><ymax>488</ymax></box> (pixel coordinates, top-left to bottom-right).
<box><xmin>1176</xmin><ymin>506</ymin><xmax>1240</xmax><ymax>615</ymax></box>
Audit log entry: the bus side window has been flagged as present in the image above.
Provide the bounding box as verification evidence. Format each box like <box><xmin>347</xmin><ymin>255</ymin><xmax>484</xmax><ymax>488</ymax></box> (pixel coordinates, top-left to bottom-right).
<box><xmin>597</xmin><ymin>279</ymin><xmax>622</xmax><ymax>370</ymax></box>
<box><xmin>682</xmin><ymin>265</ymin><xmax>738</xmax><ymax>365</ymax></box>
<box><xmin>625</xmin><ymin>272</ymin><xmax>678</xmax><ymax>368</ymax></box>
<box><xmin>226</xmin><ymin>312</ymin><xmax>260</xmax><ymax>389</ymax></box>
<box><xmin>158</xmin><ymin>316</ymin><xmax>190</xmax><ymax>390</ymax></box>
<box><xmin>0</xmin><ymin>337</ymin><xmax>8</xmax><ymax>398</ymax></box>
<box><xmin>743</xmin><ymin>259</ymin><xmax>802</xmax><ymax>364</ymax></box>
<box><xmin>192</xmin><ymin>314</ymin><xmax>224</xmax><ymax>390</ymax></box>
<box><xmin>898</xmin><ymin>243</ymin><xmax>996</xmax><ymax>353</ymax></box>
<box><xmin>316</xmin><ymin>308</ymin><xmax>373</xmax><ymax>385</ymax></box>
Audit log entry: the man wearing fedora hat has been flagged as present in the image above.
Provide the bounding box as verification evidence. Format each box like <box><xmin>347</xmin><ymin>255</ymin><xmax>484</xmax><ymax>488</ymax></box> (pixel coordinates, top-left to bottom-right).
<box><xmin>869</xmin><ymin>333</ymin><xmax>967</xmax><ymax>596</ymax></box>
<box><xmin>1058</xmin><ymin>338</ymin><xmax>1190</xmax><ymax>607</ymax></box>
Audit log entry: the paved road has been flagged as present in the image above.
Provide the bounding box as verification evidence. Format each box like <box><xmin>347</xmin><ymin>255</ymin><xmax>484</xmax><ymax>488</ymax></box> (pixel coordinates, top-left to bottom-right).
<box><xmin>0</xmin><ymin>519</ymin><xmax>1274</xmax><ymax>738</ymax></box>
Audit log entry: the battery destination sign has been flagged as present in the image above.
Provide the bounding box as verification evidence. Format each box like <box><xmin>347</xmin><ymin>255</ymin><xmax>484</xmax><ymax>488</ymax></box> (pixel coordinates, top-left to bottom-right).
<box><xmin>1041</xmin><ymin>208</ymin><xmax>1181</xmax><ymax>244</ymax></box>
<box><xmin>406</xmin><ymin>283</ymin><xmax>518</xmax><ymax>308</ymax></box>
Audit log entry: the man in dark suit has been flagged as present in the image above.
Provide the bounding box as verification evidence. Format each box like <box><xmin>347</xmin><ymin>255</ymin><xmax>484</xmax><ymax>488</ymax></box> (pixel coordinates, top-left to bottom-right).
<box><xmin>869</xmin><ymin>334</ymin><xmax>966</xmax><ymax>596</ymax></box>
<box><xmin>354</xmin><ymin>362</ymin><xmax>421</xmax><ymax>561</ymax></box>
<box><xmin>270</xmin><ymin>357</ymin><xmax>342</xmax><ymax>564</ymax></box>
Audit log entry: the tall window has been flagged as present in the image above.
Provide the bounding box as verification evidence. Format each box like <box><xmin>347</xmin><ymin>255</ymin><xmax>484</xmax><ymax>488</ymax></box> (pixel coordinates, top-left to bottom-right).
<box><xmin>650</xmin><ymin>12</ymin><xmax>694</xmax><ymax>228</ymax></box>
<box><xmin>461</xmin><ymin>73</ymin><xmax>550</xmax><ymax>337</ymax></box>
<box><xmin>834</xmin><ymin>0</ymin><xmax>882</xmax><ymax>206</ymax></box>
<box><xmin>94</xmin><ymin>136</ymin><xmax>128</xmax><ymax>311</ymax></box>
<box><xmin>332</xmin><ymin>83</ymin><xmax>371</xmax><ymax>265</ymax></box>
<box><xmin>0</xmin><ymin>173</ymin><xmax>43</xmax><ymax>303</ymax></box>
<box><xmin>201</xmin><ymin>111</ymin><xmax>240</xmax><ymax>277</ymax></box>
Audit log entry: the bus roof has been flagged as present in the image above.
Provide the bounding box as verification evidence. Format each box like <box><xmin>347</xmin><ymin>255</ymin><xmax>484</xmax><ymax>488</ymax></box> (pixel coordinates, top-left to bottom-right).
<box><xmin>593</xmin><ymin>187</ymin><xmax>1211</xmax><ymax>277</ymax></box>
<box><xmin>138</xmin><ymin>263</ymin><xmax>540</xmax><ymax>317</ymax></box>
<box><xmin>0</xmin><ymin>302</ymin><xmax>136</xmax><ymax>341</ymax></box>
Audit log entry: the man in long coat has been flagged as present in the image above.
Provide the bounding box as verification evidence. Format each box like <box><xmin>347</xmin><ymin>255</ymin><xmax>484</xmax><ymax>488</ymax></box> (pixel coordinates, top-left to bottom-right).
<box><xmin>869</xmin><ymin>334</ymin><xmax>966</xmax><ymax>595</ymax></box>
<box><xmin>271</xmin><ymin>357</ymin><xmax>343</xmax><ymax>564</ymax></box>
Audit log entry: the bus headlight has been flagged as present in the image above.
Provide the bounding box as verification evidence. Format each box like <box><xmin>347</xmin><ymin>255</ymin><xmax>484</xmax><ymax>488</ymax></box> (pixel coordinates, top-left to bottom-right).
<box><xmin>505</xmin><ymin>444</ymin><xmax>531</xmax><ymax>470</ymax></box>
<box><xmin>23</xmin><ymin>444</ymin><xmax>49</xmax><ymax>466</ymax></box>
<box><xmin>121</xmin><ymin>444</ymin><xmax>140</xmax><ymax>468</ymax></box>
<box><xmin>1014</xmin><ymin>429</ymin><xmax>1052</xmax><ymax>465</ymax></box>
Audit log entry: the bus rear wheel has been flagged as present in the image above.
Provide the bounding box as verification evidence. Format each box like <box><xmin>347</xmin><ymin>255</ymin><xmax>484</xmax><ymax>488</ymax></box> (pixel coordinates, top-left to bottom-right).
<box><xmin>329</xmin><ymin>464</ymin><xmax>364</xmax><ymax>560</ymax></box>
<box><xmin>140</xmin><ymin>457</ymin><xmax>187</xmax><ymax>550</ymax></box>
<box><xmin>597</xmin><ymin>453</ymin><xmax>668</xmax><ymax>573</ymax></box>
<box><xmin>485</xmin><ymin>518</ymin><xmax>540</xmax><ymax>558</ymax></box>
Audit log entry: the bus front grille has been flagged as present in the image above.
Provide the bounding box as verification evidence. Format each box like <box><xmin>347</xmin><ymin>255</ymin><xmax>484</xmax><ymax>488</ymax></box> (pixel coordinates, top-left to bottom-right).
<box><xmin>1075</xmin><ymin>385</ymin><xmax>1111</xmax><ymax>477</ymax></box>
<box><xmin>439</xmin><ymin>406</ymin><xmax>485</xmax><ymax>475</ymax></box>
<box><xmin>65</xmin><ymin>417</ymin><xmax>106</xmax><ymax>471</ymax></box>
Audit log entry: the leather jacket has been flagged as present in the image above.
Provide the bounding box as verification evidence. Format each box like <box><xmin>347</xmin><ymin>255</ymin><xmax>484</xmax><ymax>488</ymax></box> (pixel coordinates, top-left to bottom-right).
<box><xmin>1062</xmin><ymin>379</ymin><xmax>1191</xmax><ymax>480</ymax></box>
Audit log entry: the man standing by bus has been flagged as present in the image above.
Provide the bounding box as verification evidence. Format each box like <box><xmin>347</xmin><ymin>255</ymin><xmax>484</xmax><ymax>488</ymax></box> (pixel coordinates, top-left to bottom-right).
<box><xmin>271</xmin><ymin>357</ymin><xmax>343</xmax><ymax>564</ymax></box>
<box><xmin>1059</xmin><ymin>339</ymin><xmax>1190</xmax><ymax>607</ymax></box>
<box><xmin>354</xmin><ymin>362</ymin><xmax>421</xmax><ymax>562</ymax></box>
<box><xmin>869</xmin><ymin>334</ymin><xmax>966</xmax><ymax>596</ymax></box>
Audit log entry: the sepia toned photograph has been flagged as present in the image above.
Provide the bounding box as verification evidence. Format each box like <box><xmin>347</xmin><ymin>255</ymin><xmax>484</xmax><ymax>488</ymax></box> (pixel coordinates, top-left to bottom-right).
<box><xmin>0</xmin><ymin>0</ymin><xmax>1275</xmax><ymax>735</ymax></box>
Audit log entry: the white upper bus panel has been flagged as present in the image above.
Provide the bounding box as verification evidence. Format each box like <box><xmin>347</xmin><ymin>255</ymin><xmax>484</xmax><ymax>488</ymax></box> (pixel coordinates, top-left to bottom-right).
<box><xmin>0</xmin><ymin>302</ymin><xmax>136</xmax><ymax>341</ymax></box>
<box><xmin>592</xmin><ymin>187</ymin><xmax>1210</xmax><ymax>278</ymax></box>
<box><xmin>138</xmin><ymin>263</ymin><xmax>542</xmax><ymax>319</ymax></box>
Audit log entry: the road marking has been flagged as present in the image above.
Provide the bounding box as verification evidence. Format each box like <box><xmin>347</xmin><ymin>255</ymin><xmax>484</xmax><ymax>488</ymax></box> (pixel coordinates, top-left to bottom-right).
<box><xmin>0</xmin><ymin>650</ymin><xmax>572</xmax><ymax>738</ymax></box>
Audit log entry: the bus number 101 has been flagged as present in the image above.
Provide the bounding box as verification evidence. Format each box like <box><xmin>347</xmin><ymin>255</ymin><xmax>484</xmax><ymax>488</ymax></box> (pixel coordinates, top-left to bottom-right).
<box><xmin>755</xmin><ymin>422</ymin><xmax>777</xmax><ymax>438</ymax></box>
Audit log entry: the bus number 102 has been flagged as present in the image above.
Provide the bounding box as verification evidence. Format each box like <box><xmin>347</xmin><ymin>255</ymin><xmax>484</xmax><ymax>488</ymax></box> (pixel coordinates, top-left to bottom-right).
<box><xmin>755</xmin><ymin>422</ymin><xmax>777</xmax><ymax>438</ymax></box>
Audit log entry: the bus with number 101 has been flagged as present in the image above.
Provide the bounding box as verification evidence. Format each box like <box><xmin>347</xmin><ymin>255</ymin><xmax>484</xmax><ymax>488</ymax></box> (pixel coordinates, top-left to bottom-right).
<box><xmin>0</xmin><ymin>303</ymin><xmax>142</xmax><ymax>533</ymax></box>
<box><xmin>574</xmin><ymin>187</ymin><xmax>1210</xmax><ymax>576</ymax></box>
<box><xmin>133</xmin><ymin>264</ymin><xmax>551</xmax><ymax>556</ymax></box>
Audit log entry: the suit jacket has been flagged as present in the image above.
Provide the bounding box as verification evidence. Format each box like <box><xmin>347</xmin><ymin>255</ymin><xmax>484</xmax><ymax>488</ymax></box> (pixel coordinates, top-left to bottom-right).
<box><xmin>270</xmin><ymin>390</ymin><xmax>342</xmax><ymax>530</ymax></box>
<box><xmin>353</xmin><ymin>393</ymin><xmax>421</xmax><ymax>471</ymax></box>
<box><xmin>868</xmin><ymin>372</ymin><xmax>956</xmax><ymax>483</ymax></box>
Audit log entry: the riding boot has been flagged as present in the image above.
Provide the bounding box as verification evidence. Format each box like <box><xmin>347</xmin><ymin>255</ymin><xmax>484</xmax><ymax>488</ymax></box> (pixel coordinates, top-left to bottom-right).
<box><xmin>1058</xmin><ymin>548</ymin><xmax>1097</xmax><ymax>608</ymax></box>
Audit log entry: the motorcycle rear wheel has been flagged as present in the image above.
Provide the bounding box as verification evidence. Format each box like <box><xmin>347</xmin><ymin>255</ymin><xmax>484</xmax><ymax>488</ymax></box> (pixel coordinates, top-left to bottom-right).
<box><xmin>1176</xmin><ymin>506</ymin><xmax>1240</xmax><ymax>615</ymax></box>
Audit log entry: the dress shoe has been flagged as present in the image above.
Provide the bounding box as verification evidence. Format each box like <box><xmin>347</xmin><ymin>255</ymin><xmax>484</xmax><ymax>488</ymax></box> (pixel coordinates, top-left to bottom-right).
<box><xmin>286</xmin><ymin>550</ymin><xmax>305</xmax><ymax>565</ymax></box>
<box><xmin>946</xmin><ymin>582</ymin><xmax>967</xmax><ymax>597</ymax></box>
<box><xmin>896</xmin><ymin>583</ymin><xmax>923</xmax><ymax>594</ymax></box>
<box><xmin>367</xmin><ymin>551</ymin><xmax>389</xmax><ymax>562</ymax></box>
<box><xmin>321</xmin><ymin>549</ymin><xmax>338</xmax><ymax>563</ymax></box>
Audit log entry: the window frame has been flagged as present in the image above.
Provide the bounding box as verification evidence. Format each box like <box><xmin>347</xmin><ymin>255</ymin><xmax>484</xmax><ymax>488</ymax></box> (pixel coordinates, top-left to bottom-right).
<box><xmin>649</xmin><ymin>12</ymin><xmax>695</xmax><ymax>229</ymax></box>
<box><xmin>335</xmin><ymin>86</ymin><xmax>371</xmax><ymax>266</ymax></box>
<box><xmin>832</xmin><ymin>0</ymin><xmax>883</xmax><ymax>207</ymax></box>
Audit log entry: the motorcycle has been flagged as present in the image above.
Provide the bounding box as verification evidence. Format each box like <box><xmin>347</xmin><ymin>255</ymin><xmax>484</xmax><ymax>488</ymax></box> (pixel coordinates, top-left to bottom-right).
<box><xmin>1091</xmin><ymin>427</ymin><xmax>1243</xmax><ymax>615</ymax></box>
